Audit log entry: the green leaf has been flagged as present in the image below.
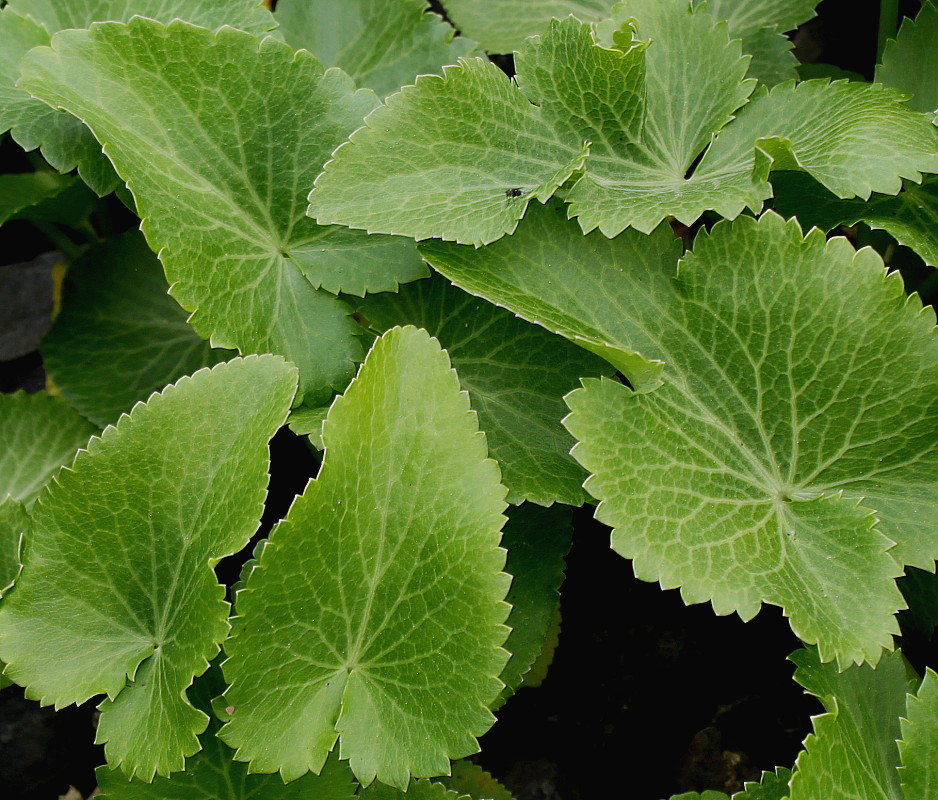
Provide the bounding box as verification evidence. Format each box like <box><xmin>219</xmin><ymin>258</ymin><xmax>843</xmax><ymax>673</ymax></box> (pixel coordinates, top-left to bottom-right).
<box><xmin>363</xmin><ymin>779</ymin><xmax>467</xmax><ymax>800</ymax></box>
<box><xmin>788</xmin><ymin>647</ymin><xmax>916</xmax><ymax>800</ymax></box>
<box><xmin>436</xmin><ymin>762</ymin><xmax>515</xmax><ymax>800</ymax></box>
<box><xmin>0</xmin><ymin>171</ymin><xmax>73</xmax><ymax>224</ymax></box>
<box><xmin>877</xmin><ymin>1</ymin><xmax>938</xmax><ymax>116</ymax></box>
<box><xmin>497</xmin><ymin>504</ymin><xmax>571</xmax><ymax>704</ymax></box>
<box><xmin>96</xmin><ymin>667</ymin><xmax>358</xmax><ymax>800</ymax></box>
<box><xmin>41</xmin><ymin>230</ymin><xmax>233</xmax><ymax>427</ymax></box>
<box><xmin>731</xmin><ymin>768</ymin><xmax>793</xmax><ymax>800</ymax></box>
<box><xmin>0</xmin><ymin>391</ymin><xmax>95</xmax><ymax>506</ymax></box>
<box><xmin>276</xmin><ymin>0</ymin><xmax>475</xmax><ymax>97</ymax></box>
<box><xmin>221</xmin><ymin>327</ymin><xmax>510</xmax><ymax>788</ymax></box>
<box><xmin>0</xmin><ymin>357</ymin><xmax>298</xmax><ymax>779</ymax></box>
<box><xmin>317</xmin><ymin>4</ymin><xmax>934</xmax><ymax>242</ymax></box>
<box><xmin>0</xmin><ymin>0</ymin><xmax>279</xmax><ymax>195</ymax></box>
<box><xmin>19</xmin><ymin>19</ymin><xmax>427</xmax><ymax>402</ymax></box>
<box><xmin>359</xmin><ymin>272</ymin><xmax>611</xmax><ymax>506</ymax></box>
<box><xmin>309</xmin><ymin>16</ymin><xmax>620</xmax><ymax>245</ymax></box>
<box><xmin>287</xmin><ymin>401</ymin><xmax>330</xmax><ymax>447</ymax></box>
<box><xmin>701</xmin><ymin>80</ymin><xmax>938</xmax><ymax>207</ymax></box>
<box><xmin>439</xmin><ymin>0</ymin><xmax>615</xmax><ymax>52</ymax></box>
<box><xmin>899</xmin><ymin>668</ymin><xmax>938</xmax><ymax>798</ymax></box>
<box><xmin>425</xmin><ymin>205</ymin><xmax>938</xmax><ymax>667</ymax></box>
<box><xmin>771</xmin><ymin>172</ymin><xmax>938</xmax><ymax>267</ymax></box>
<box><xmin>898</xmin><ymin>568</ymin><xmax>938</xmax><ymax>640</ymax></box>
<box><xmin>0</xmin><ymin>499</ymin><xmax>26</xmax><ymax>595</ymax></box>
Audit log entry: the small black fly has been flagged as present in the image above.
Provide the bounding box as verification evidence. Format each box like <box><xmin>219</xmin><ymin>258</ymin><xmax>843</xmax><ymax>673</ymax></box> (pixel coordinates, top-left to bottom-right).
<box><xmin>504</xmin><ymin>188</ymin><xmax>523</xmax><ymax>198</ymax></box>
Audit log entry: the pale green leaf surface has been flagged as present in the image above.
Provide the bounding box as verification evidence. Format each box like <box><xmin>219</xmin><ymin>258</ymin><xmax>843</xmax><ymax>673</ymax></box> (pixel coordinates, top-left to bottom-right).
<box><xmin>17</xmin><ymin>19</ymin><xmax>425</xmax><ymax>400</ymax></box>
<box><xmin>309</xmin><ymin>22</ymin><xmax>594</xmax><ymax>246</ymax></box>
<box><xmin>436</xmin><ymin>761</ymin><xmax>516</xmax><ymax>800</ymax></box>
<box><xmin>277</xmin><ymin>0</ymin><xmax>475</xmax><ymax>97</ymax></box>
<box><xmin>899</xmin><ymin>668</ymin><xmax>938</xmax><ymax>799</ymax></box>
<box><xmin>439</xmin><ymin>0</ymin><xmax>614</xmax><ymax>52</ymax></box>
<box><xmin>0</xmin><ymin>357</ymin><xmax>297</xmax><ymax>779</ymax></box>
<box><xmin>42</xmin><ymin>231</ymin><xmax>232</xmax><ymax>427</ymax></box>
<box><xmin>771</xmin><ymin>172</ymin><xmax>938</xmax><ymax>267</ymax></box>
<box><xmin>733</xmin><ymin>25</ymin><xmax>799</xmax><ymax>86</ymax></box>
<box><xmin>97</xmin><ymin>667</ymin><xmax>358</xmax><ymax>800</ymax></box>
<box><xmin>359</xmin><ymin>271</ymin><xmax>611</xmax><ymax>505</ymax></box>
<box><xmin>788</xmin><ymin>647</ymin><xmax>915</xmax><ymax>800</ymax></box>
<box><xmin>877</xmin><ymin>1</ymin><xmax>938</xmax><ymax>115</ymax></box>
<box><xmin>425</xmin><ymin>207</ymin><xmax>938</xmax><ymax>666</ymax></box>
<box><xmin>496</xmin><ymin>504</ymin><xmax>571</xmax><ymax>704</ymax></box>
<box><xmin>0</xmin><ymin>171</ymin><xmax>72</xmax><ymax>224</ymax></box>
<box><xmin>0</xmin><ymin>0</ymin><xmax>278</xmax><ymax>195</ymax></box>
<box><xmin>0</xmin><ymin>391</ymin><xmax>95</xmax><ymax>506</ymax></box>
<box><xmin>702</xmin><ymin>80</ymin><xmax>938</xmax><ymax>206</ymax></box>
<box><xmin>0</xmin><ymin>499</ymin><xmax>26</xmax><ymax>595</ymax></box>
<box><xmin>221</xmin><ymin>327</ymin><xmax>510</xmax><ymax>788</ymax></box>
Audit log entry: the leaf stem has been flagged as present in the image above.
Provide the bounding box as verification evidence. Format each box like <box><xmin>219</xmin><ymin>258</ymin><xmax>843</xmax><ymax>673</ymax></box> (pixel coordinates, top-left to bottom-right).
<box><xmin>877</xmin><ymin>0</ymin><xmax>900</xmax><ymax>64</ymax></box>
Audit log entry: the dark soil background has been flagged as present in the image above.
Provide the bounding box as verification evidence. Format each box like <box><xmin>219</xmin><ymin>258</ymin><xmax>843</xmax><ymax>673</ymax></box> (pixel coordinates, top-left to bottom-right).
<box><xmin>1</xmin><ymin>1</ymin><xmax>934</xmax><ymax>798</ymax></box>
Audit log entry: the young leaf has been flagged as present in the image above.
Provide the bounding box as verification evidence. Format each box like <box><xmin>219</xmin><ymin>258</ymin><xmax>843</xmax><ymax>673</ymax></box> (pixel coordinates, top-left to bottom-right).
<box><xmin>771</xmin><ymin>172</ymin><xmax>938</xmax><ymax>267</ymax></box>
<box><xmin>276</xmin><ymin>0</ymin><xmax>475</xmax><ymax>97</ymax></box>
<box><xmin>497</xmin><ymin>504</ymin><xmax>571</xmax><ymax>704</ymax></box>
<box><xmin>221</xmin><ymin>327</ymin><xmax>510</xmax><ymax>788</ymax></box>
<box><xmin>96</xmin><ymin>667</ymin><xmax>358</xmax><ymax>800</ymax></box>
<box><xmin>438</xmin><ymin>0</ymin><xmax>615</xmax><ymax>53</ymax></box>
<box><xmin>0</xmin><ymin>391</ymin><xmax>95</xmax><ymax>506</ymax></box>
<box><xmin>0</xmin><ymin>0</ymin><xmax>279</xmax><ymax>195</ymax></box>
<box><xmin>423</xmin><ymin>206</ymin><xmax>938</xmax><ymax>667</ymax></box>
<box><xmin>0</xmin><ymin>357</ymin><xmax>298</xmax><ymax>779</ymax></box>
<box><xmin>41</xmin><ymin>231</ymin><xmax>233</xmax><ymax>427</ymax></box>
<box><xmin>898</xmin><ymin>668</ymin><xmax>938</xmax><ymax>798</ymax></box>
<box><xmin>788</xmin><ymin>647</ymin><xmax>917</xmax><ymax>800</ymax></box>
<box><xmin>876</xmin><ymin>0</ymin><xmax>938</xmax><ymax>116</ymax></box>
<box><xmin>359</xmin><ymin>272</ymin><xmax>611</xmax><ymax>506</ymax></box>
<box><xmin>19</xmin><ymin>18</ymin><xmax>425</xmax><ymax>401</ymax></box>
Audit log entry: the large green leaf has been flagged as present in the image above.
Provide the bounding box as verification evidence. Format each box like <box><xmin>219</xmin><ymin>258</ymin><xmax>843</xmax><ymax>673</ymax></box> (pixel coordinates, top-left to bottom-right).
<box><xmin>0</xmin><ymin>357</ymin><xmax>297</xmax><ymax>779</ymax></box>
<box><xmin>221</xmin><ymin>327</ymin><xmax>510</xmax><ymax>788</ymax></box>
<box><xmin>0</xmin><ymin>391</ymin><xmax>95</xmax><ymax>506</ymax></box>
<box><xmin>877</xmin><ymin>1</ymin><xmax>938</xmax><ymax>116</ymax></box>
<box><xmin>312</xmin><ymin>3</ymin><xmax>936</xmax><ymax>244</ymax></box>
<box><xmin>899</xmin><ymin>668</ymin><xmax>938</xmax><ymax>799</ymax></box>
<box><xmin>96</xmin><ymin>665</ymin><xmax>359</xmax><ymax>800</ymax></box>
<box><xmin>788</xmin><ymin>647</ymin><xmax>918</xmax><ymax>800</ymax></box>
<box><xmin>0</xmin><ymin>0</ymin><xmax>278</xmax><ymax>195</ymax></box>
<box><xmin>42</xmin><ymin>230</ymin><xmax>232</xmax><ymax>427</ymax></box>
<box><xmin>438</xmin><ymin>0</ymin><xmax>614</xmax><ymax>52</ymax></box>
<box><xmin>20</xmin><ymin>19</ymin><xmax>426</xmax><ymax>401</ymax></box>
<box><xmin>359</xmin><ymin>272</ymin><xmax>611</xmax><ymax>505</ymax></box>
<box><xmin>276</xmin><ymin>0</ymin><xmax>475</xmax><ymax>97</ymax></box>
<box><xmin>422</xmin><ymin>206</ymin><xmax>938</xmax><ymax>667</ymax></box>
<box><xmin>497</xmin><ymin>504</ymin><xmax>571</xmax><ymax>704</ymax></box>
<box><xmin>771</xmin><ymin>172</ymin><xmax>938</xmax><ymax>267</ymax></box>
